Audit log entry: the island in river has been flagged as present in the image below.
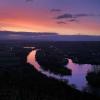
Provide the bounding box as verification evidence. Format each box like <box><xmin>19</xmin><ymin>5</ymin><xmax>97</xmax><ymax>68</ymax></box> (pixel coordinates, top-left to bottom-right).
<box><xmin>0</xmin><ymin>40</ymin><xmax>100</xmax><ymax>100</ymax></box>
<box><xmin>36</xmin><ymin>46</ymin><xmax>71</xmax><ymax>75</ymax></box>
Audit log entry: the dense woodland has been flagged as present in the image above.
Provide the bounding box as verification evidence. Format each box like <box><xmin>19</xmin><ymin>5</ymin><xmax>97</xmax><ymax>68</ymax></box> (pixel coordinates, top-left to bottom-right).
<box><xmin>0</xmin><ymin>40</ymin><xmax>100</xmax><ymax>99</ymax></box>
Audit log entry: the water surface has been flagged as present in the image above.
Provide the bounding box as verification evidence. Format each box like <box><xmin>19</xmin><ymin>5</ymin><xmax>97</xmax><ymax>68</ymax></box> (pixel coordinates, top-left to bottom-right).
<box><xmin>27</xmin><ymin>50</ymin><xmax>99</xmax><ymax>93</ymax></box>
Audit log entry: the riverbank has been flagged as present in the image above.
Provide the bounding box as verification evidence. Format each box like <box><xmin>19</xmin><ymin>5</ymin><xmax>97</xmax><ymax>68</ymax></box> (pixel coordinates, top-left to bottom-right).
<box><xmin>0</xmin><ymin>40</ymin><xmax>100</xmax><ymax>99</ymax></box>
<box><xmin>36</xmin><ymin>48</ymin><xmax>71</xmax><ymax>76</ymax></box>
<box><xmin>0</xmin><ymin>63</ymin><xmax>99</xmax><ymax>100</ymax></box>
<box><xmin>0</xmin><ymin>40</ymin><xmax>100</xmax><ymax>64</ymax></box>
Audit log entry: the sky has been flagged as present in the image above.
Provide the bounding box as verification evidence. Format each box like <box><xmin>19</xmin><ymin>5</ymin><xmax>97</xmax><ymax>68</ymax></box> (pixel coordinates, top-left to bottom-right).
<box><xmin>0</xmin><ymin>0</ymin><xmax>100</xmax><ymax>35</ymax></box>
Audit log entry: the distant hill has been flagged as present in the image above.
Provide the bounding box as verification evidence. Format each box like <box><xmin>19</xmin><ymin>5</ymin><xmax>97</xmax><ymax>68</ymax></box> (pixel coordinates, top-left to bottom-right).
<box><xmin>0</xmin><ymin>31</ymin><xmax>58</xmax><ymax>36</ymax></box>
<box><xmin>0</xmin><ymin>31</ymin><xmax>100</xmax><ymax>41</ymax></box>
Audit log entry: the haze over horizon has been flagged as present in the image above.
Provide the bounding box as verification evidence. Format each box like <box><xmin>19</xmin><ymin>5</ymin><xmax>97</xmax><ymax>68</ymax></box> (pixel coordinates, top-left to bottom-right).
<box><xmin>0</xmin><ymin>0</ymin><xmax>100</xmax><ymax>35</ymax></box>
<box><xmin>0</xmin><ymin>31</ymin><xmax>100</xmax><ymax>41</ymax></box>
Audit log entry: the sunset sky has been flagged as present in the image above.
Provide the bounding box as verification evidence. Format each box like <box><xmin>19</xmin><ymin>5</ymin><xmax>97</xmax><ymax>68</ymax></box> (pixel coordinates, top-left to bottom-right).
<box><xmin>0</xmin><ymin>0</ymin><xmax>100</xmax><ymax>35</ymax></box>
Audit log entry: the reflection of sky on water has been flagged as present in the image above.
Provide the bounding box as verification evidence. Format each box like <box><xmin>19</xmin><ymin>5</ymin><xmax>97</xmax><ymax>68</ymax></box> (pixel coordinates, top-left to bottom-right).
<box><xmin>64</xmin><ymin>59</ymin><xmax>92</xmax><ymax>90</ymax></box>
<box><xmin>27</xmin><ymin>50</ymin><xmax>65</xmax><ymax>80</ymax></box>
<box><xmin>27</xmin><ymin>50</ymin><xmax>94</xmax><ymax>91</ymax></box>
<box><xmin>27</xmin><ymin>50</ymin><xmax>41</xmax><ymax>71</ymax></box>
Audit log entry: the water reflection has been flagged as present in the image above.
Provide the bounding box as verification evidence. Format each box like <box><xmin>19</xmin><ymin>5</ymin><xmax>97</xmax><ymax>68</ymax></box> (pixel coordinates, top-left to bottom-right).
<box><xmin>27</xmin><ymin>50</ymin><xmax>41</xmax><ymax>71</ymax></box>
<box><xmin>24</xmin><ymin>47</ymin><xmax>35</xmax><ymax>49</ymax></box>
<box><xmin>64</xmin><ymin>59</ymin><xmax>92</xmax><ymax>90</ymax></box>
<box><xmin>27</xmin><ymin>50</ymin><xmax>65</xmax><ymax>80</ymax></box>
<box><xmin>27</xmin><ymin>50</ymin><xmax>99</xmax><ymax>93</ymax></box>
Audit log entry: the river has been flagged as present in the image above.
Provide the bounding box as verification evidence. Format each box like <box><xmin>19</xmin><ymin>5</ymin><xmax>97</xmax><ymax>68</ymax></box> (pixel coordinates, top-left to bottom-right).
<box><xmin>27</xmin><ymin>50</ymin><xmax>100</xmax><ymax>95</ymax></box>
